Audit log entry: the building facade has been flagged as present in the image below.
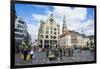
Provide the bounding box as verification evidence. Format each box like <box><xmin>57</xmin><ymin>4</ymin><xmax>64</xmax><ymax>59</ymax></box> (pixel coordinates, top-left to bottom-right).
<box><xmin>38</xmin><ymin>14</ymin><xmax>91</xmax><ymax>49</ymax></box>
<box><xmin>69</xmin><ymin>31</ymin><xmax>90</xmax><ymax>48</ymax></box>
<box><xmin>38</xmin><ymin>14</ymin><xmax>60</xmax><ymax>48</ymax></box>
<box><xmin>87</xmin><ymin>35</ymin><xmax>94</xmax><ymax>47</ymax></box>
<box><xmin>82</xmin><ymin>38</ymin><xmax>89</xmax><ymax>47</ymax></box>
<box><xmin>59</xmin><ymin>15</ymin><xmax>72</xmax><ymax>49</ymax></box>
<box><xmin>15</xmin><ymin>17</ymin><xmax>31</xmax><ymax>48</ymax></box>
<box><xmin>59</xmin><ymin>15</ymin><xmax>90</xmax><ymax>49</ymax></box>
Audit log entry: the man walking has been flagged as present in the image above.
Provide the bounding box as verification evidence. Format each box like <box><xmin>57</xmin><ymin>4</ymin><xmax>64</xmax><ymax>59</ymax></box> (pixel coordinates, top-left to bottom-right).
<box><xmin>59</xmin><ymin>47</ymin><xmax>63</xmax><ymax>60</ymax></box>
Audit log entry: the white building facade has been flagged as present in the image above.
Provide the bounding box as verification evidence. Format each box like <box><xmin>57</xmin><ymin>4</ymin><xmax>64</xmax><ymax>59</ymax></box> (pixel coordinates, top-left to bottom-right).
<box><xmin>38</xmin><ymin>14</ymin><xmax>60</xmax><ymax>48</ymax></box>
<box><xmin>15</xmin><ymin>17</ymin><xmax>31</xmax><ymax>47</ymax></box>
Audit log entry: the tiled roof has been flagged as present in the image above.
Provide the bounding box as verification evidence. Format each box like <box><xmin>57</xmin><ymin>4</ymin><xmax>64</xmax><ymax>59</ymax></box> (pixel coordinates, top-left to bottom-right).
<box><xmin>59</xmin><ymin>31</ymin><xmax>69</xmax><ymax>38</ymax></box>
<box><xmin>60</xmin><ymin>30</ymin><xmax>87</xmax><ymax>38</ymax></box>
<box><xmin>87</xmin><ymin>35</ymin><xmax>94</xmax><ymax>40</ymax></box>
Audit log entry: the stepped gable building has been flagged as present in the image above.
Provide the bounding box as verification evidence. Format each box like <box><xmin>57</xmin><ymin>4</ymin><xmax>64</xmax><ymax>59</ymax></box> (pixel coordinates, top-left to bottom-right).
<box><xmin>38</xmin><ymin>14</ymin><xmax>60</xmax><ymax>48</ymax></box>
<box><xmin>38</xmin><ymin>14</ymin><xmax>90</xmax><ymax>49</ymax></box>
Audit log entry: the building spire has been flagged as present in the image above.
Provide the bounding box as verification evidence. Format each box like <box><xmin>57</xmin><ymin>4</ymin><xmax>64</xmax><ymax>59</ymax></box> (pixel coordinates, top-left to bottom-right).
<box><xmin>62</xmin><ymin>15</ymin><xmax>69</xmax><ymax>34</ymax></box>
<box><xmin>50</xmin><ymin>13</ymin><xmax>53</xmax><ymax>18</ymax></box>
<box><xmin>49</xmin><ymin>13</ymin><xmax>54</xmax><ymax>23</ymax></box>
<box><xmin>63</xmin><ymin>15</ymin><xmax>66</xmax><ymax>25</ymax></box>
<box><xmin>62</xmin><ymin>15</ymin><xmax>66</xmax><ymax>32</ymax></box>
<box><xmin>49</xmin><ymin>13</ymin><xmax>54</xmax><ymax>20</ymax></box>
<box><xmin>40</xmin><ymin>16</ymin><xmax>44</xmax><ymax>23</ymax></box>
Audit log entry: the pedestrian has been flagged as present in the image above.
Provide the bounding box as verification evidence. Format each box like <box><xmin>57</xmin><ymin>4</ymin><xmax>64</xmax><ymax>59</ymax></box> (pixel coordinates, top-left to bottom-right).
<box><xmin>46</xmin><ymin>48</ymin><xmax>49</xmax><ymax>61</ymax></box>
<box><xmin>55</xmin><ymin>48</ymin><xmax>59</xmax><ymax>60</ymax></box>
<box><xmin>64</xmin><ymin>48</ymin><xmax>67</xmax><ymax>56</ymax></box>
<box><xmin>72</xmin><ymin>47</ymin><xmax>74</xmax><ymax>56</ymax></box>
<box><xmin>80</xmin><ymin>46</ymin><xmax>82</xmax><ymax>52</ymax></box>
<box><xmin>66</xmin><ymin>48</ymin><xmax>69</xmax><ymax>56</ymax></box>
<box><xmin>30</xmin><ymin>48</ymin><xmax>34</xmax><ymax>60</ymax></box>
<box><xmin>70</xmin><ymin>48</ymin><xmax>74</xmax><ymax>56</ymax></box>
<box><xmin>68</xmin><ymin>48</ymin><xmax>71</xmax><ymax>56</ymax></box>
<box><xmin>59</xmin><ymin>47</ymin><xmax>63</xmax><ymax>60</ymax></box>
<box><xmin>23</xmin><ymin>48</ymin><xmax>28</xmax><ymax>61</ymax></box>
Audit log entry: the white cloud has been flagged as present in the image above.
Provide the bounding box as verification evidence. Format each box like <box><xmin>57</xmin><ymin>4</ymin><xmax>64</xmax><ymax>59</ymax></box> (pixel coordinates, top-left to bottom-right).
<box><xmin>81</xmin><ymin>19</ymin><xmax>94</xmax><ymax>35</ymax></box>
<box><xmin>27</xmin><ymin>23</ymin><xmax>40</xmax><ymax>42</ymax></box>
<box><xmin>51</xmin><ymin>6</ymin><xmax>94</xmax><ymax>36</ymax></box>
<box><xmin>53</xmin><ymin>6</ymin><xmax>87</xmax><ymax>20</ymax></box>
<box><xmin>27</xmin><ymin>6</ymin><xmax>94</xmax><ymax>42</ymax></box>
<box><xmin>32</xmin><ymin>5</ymin><xmax>49</xmax><ymax>8</ymax></box>
<box><xmin>32</xmin><ymin>13</ymin><xmax>48</xmax><ymax>21</ymax></box>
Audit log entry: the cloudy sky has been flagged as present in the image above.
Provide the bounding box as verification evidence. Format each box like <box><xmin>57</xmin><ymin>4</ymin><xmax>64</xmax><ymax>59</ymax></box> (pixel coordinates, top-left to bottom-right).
<box><xmin>15</xmin><ymin>4</ymin><xmax>95</xmax><ymax>42</ymax></box>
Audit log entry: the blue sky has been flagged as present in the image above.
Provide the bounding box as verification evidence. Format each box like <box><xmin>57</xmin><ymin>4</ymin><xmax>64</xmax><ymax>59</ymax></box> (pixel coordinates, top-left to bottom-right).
<box><xmin>15</xmin><ymin>4</ymin><xmax>95</xmax><ymax>41</ymax></box>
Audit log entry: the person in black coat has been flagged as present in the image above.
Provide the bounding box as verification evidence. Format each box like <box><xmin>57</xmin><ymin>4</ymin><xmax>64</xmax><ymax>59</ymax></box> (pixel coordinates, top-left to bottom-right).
<box><xmin>23</xmin><ymin>48</ymin><xmax>28</xmax><ymax>61</ymax></box>
<box><xmin>59</xmin><ymin>47</ymin><xmax>63</xmax><ymax>60</ymax></box>
<box><xmin>68</xmin><ymin>48</ymin><xmax>71</xmax><ymax>56</ymax></box>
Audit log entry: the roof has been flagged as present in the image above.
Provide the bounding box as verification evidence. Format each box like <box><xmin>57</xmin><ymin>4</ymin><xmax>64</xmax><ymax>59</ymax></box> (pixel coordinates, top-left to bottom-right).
<box><xmin>87</xmin><ymin>35</ymin><xmax>94</xmax><ymax>40</ymax></box>
<box><xmin>59</xmin><ymin>31</ymin><xmax>69</xmax><ymax>38</ymax></box>
<box><xmin>81</xmin><ymin>34</ymin><xmax>87</xmax><ymax>38</ymax></box>
<box><xmin>69</xmin><ymin>30</ymin><xmax>87</xmax><ymax>37</ymax></box>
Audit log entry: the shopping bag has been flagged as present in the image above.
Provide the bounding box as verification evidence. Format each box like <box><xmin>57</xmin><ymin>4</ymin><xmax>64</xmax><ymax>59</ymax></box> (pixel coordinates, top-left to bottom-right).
<box><xmin>21</xmin><ymin>53</ymin><xmax>24</xmax><ymax>60</ymax></box>
<box><xmin>27</xmin><ymin>54</ymin><xmax>31</xmax><ymax>60</ymax></box>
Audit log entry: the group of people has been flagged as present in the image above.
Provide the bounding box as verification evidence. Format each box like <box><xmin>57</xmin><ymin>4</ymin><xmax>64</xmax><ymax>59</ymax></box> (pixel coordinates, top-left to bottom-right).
<box><xmin>59</xmin><ymin>47</ymin><xmax>74</xmax><ymax>60</ymax></box>
<box><xmin>46</xmin><ymin>47</ymin><xmax>74</xmax><ymax>61</ymax></box>
<box><xmin>20</xmin><ymin>47</ymin><xmax>35</xmax><ymax>61</ymax></box>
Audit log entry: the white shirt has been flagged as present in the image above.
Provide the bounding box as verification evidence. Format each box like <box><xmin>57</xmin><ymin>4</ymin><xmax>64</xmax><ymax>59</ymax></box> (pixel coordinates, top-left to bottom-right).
<box><xmin>30</xmin><ymin>50</ymin><xmax>34</xmax><ymax>54</ymax></box>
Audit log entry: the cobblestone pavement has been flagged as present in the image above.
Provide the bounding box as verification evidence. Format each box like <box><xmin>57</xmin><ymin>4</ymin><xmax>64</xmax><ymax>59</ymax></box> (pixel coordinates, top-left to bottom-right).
<box><xmin>15</xmin><ymin>50</ymin><xmax>95</xmax><ymax>65</ymax></box>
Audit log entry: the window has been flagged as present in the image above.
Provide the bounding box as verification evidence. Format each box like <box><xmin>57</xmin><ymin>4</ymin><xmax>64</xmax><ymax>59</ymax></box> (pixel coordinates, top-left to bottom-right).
<box><xmin>58</xmin><ymin>32</ymin><xmax>59</xmax><ymax>35</ymax></box>
<box><xmin>46</xmin><ymin>27</ymin><xmax>49</xmax><ymax>30</ymax></box>
<box><xmin>45</xmin><ymin>35</ymin><xmax>48</xmax><ymax>38</ymax></box>
<box><xmin>40</xmin><ymin>40</ymin><xmax>42</xmax><ymax>44</ymax></box>
<box><xmin>50</xmin><ymin>40</ymin><xmax>52</xmax><ymax>44</ymax></box>
<box><xmin>54</xmin><ymin>36</ymin><xmax>56</xmax><ymax>39</ymax></box>
<box><xmin>51</xmin><ymin>36</ymin><xmax>56</xmax><ymax>39</ymax></box>
<box><xmin>17</xmin><ymin>24</ymin><xmax>23</xmax><ymax>28</ymax></box>
<box><xmin>50</xmin><ymin>18</ymin><xmax>54</xmax><ymax>22</ymax></box>
<box><xmin>15</xmin><ymin>34</ymin><xmax>23</xmax><ymax>38</ymax></box>
<box><xmin>18</xmin><ymin>20</ymin><xmax>24</xmax><ymax>24</ymax></box>
<box><xmin>51</xmin><ymin>35</ymin><xmax>52</xmax><ymax>38</ymax></box>
<box><xmin>15</xmin><ymin>29</ymin><xmax>23</xmax><ymax>33</ymax></box>
<box><xmin>40</xmin><ymin>29</ymin><xmax>43</xmax><ymax>33</ymax></box>
<box><xmin>54</xmin><ymin>28</ymin><xmax>56</xmax><ymax>31</ymax></box>
<box><xmin>58</xmin><ymin>28</ymin><xmax>59</xmax><ymax>31</ymax></box>
<box><xmin>51</xmin><ymin>31</ymin><xmax>52</xmax><ymax>34</ymax></box>
<box><xmin>46</xmin><ymin>31</ymin><xmax>49</xmax><ymax>34</ymax></box>
<box><xmin>40</xmin><ymin>35</ymin><xmax>43</xmax><ymax>38</ymax></box>
<box><xmin>51</xmin><ymin>27</ymin><xmax>52</xmax><ymax>30</ymax></box>
<box><xmin>54</xmin><ymin>32</ymin><xmax>56</xmax><ymax>35</ymax></box>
